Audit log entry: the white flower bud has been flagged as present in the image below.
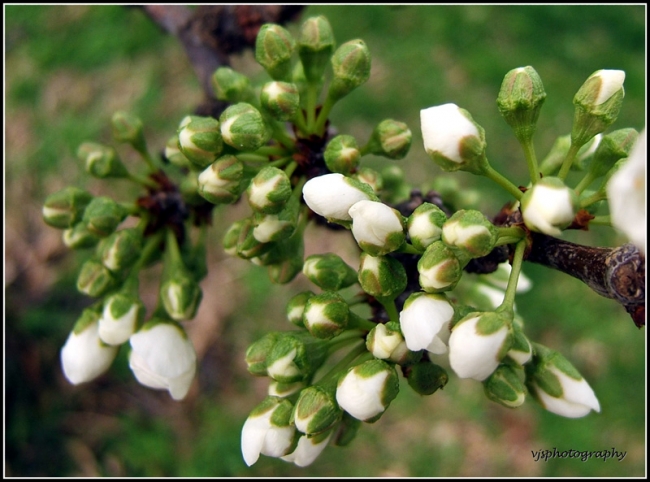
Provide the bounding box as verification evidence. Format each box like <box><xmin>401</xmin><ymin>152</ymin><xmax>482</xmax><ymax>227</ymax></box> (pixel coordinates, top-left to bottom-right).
<box><xmin>417</xmin><ymin>241</ymin><xmax>462</xmax><ymax>293</ymax></box>
<box><xmin>241</xmin><ymin>396</ymin><xmax>296</xmax><ymax>466</ymax></box>
<box><xmin>302</xmin><ymin>173</ymin><xmax>377</xmax><ymax>223</ymax></box>
<box><xmin>99</xmin><ymin>292</ymin><xmax>144</xmax><ymax>345</ymax></box>
<box><xmin>248</xmin><ymin>166</ymin><xmax>292</xmax><ymax>214</ymax></box>
<box><xmin>281</xmin><ymin>430</ymin><xmax>333</xmax><ymax>467</ymax></box>
<box><xmin>348</xmin><ymin>200</ymin><xmax>405</xmax><ymax>256</ymax></box>
<box><xmin>521</xmin><ymin>177</ymin><xmax>578</xmax><ymax>236</ymax></box>
<box><xmin>366</xmin><ymin>323</ymin><xmax>409</xmax><ymax>363</ymax></box>
<box><xmin>399</xmin><ymin>292</ymin><xmax>454</xmax><ymax>353</ymax></box>
<box><xmin>406</xmin><ymin>203</ymin><xmax>447</xmax><ymax>251</ymax></box>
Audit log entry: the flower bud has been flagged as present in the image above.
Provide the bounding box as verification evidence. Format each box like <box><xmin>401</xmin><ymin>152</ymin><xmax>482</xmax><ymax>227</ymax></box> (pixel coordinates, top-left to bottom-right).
<box><xmin>267</xmin><ymin>254</ymin><xmax>304</xmax><ymax>285</ymax></box>
<box><xmin>353</xmin><ymin>166</ymin><xmax>383</xmax><ymax>193</ymax></box>
<box><xmin>570</xmin><ymin>133</ymin><xmax>602</xmax><ymax>171</ymax></box>
<box><xmin>399</xmin><ymin>292</ymin><xmax>454</xmax><ymax>353</ymax></box>
<box><xmin>506</xmin><ymin>324</ymin><xmax>533</xmax><ymax>366</ymax></box>
<box><xmin>82</xmin><ymin>196</ymin><xmax>127</xmax><ymax>238</ymax></box>
<box><xmin>483</xmin><ymin>364</ymin><xmax>526</xmax><ymax>408</ymax></box>
<box><xmin>302</xmin><ymin>173</ymin><xmax>378</xmax><ymax>224</ymax></box>
<box><xmin>269</xmin><ymin>380</ymin><xmax>305</xmax><ymax>398</ymax></box>
<box><xmin>247</xmin><ymin>166</ymin><xmax>292</xmax><ymax>214</ymax></box>
<box><xmin>297</xmin><ymin>15</ymin><xmax>336</xmax><ymax>83</ymax></box>
<box><xmin>332</xmin><ymin>412</ymin><xmax>361</xmax><ymax>447</ymax></box>
<box><xmin>198</xmin><ymin>154</ymin><xmax>244</xmax><ymax>204</ymax></box>
<box><xmin>348</xmin><ymin>200</ymin><xmax>405</xmax><ymax>256</ymax></box>
<box><xmin>252</xmin><ymin>209</ymin><xmax>297</xmax><ymax>244</ymax></box>
<box><xmin>336</xmin><ymin>359</ymin><xmax>399</xmax><ymax>422</ymax></box>
<box><xmin>178</xmin><ymin>115</ymin><xmax>223</xmax><ymax>169</ymax></box>
<box><xmin>589</xmin><ymin>128</ymin><xmax>639</xmax><ymax>179</ymax></box>
<box><xmin>520</xmin><ymin>176</ymin><xmax>578</xmax><ymax>236</ymax></box>
<box><xmin>417</xmin><ymin>241</ymin><xmax>462</xmax><ymax>293</ymax></box>
<box><xmin>572</xmin><ymin>69</ymin><xmax>625</xmax><ymax>147</ymax></box>
<box><xmin>99</xmin><ymin>289</ymin><xmax>145</xmax><ymax>345</ymax></box>
<box><xmin>245</xmin><ymin>332</ymin><xmax>282</xmax><ymax>376</ymax></box>
<box><xmin>43</xmin><ymin>187</ymin><xmax>93</xmax><ymax>229</ymax></box>
<box><xmin>77</xmin><ymin>258</ymin><xmax>117</xmax><ymax>297</ymax></box>
<box><xmin>99</xmin><ymin>227</ymin><xmax>143</xmax><ymax>273</ymax></box>
<box><xmin>406</xmin><ymin>359</ymin><xmax>448</xmax><ymax>395</ymax></box>
<box><xmin>525</xmin><ymin>343</ymin><xmax>600</xmax><ymax>418</ymax></box>
<box><xmin>328</xmin><ymin>39</ymin><xmax>371</xmax><ymax>101</ymax></box>
<box><xmin>222</xmin><ymin>219</ymin><xmax>246</xmax><ymax>256</ymax></box>
<box><xmin>63</xmin><ymin>222</ymin><xmax>100</xmax><ymax>249</ymax></box>
<box><xmin>160</xmin><ymin>269</ymin><xmax>202</xmax><ymax>321</ymax></box>
<box><xmin>265</xmin><ymin>332</ymin><xmax>329</xmax><ymax>383</ymax></box>
<box><xmin>129</xmin><ymin>319</ymin><xmax>197</xmax><ymax>400</ymax></box>
<box><xmin>293</xmin><ymin>385</ymin><xmax>342</xmax><ymax>435</ymax></box>
<box><xmin>241</xmin><ymin>396</ymin><xmax>296</xmax><ymax>466</ymax></box>
<box><xmin>364</xmin><ymin>119</ymin><xmax>413</xmax><ymax>160</ymax></box>
<box><xmin>448</xmin><ymin>311</ymin><xmax>513</xmax><ymax>381</ymax></box>
<box><xmin>235</xmin><ymin>217</ymin><xmax>273</xmax><ymax>260</ymax></box>
<box><xmin>420</xmin><ymin>103</ymin><xmax>488</xmax><ymax>174</ymax></box>
<box><xmin>302</xmin><ymin>253</ymin><xmax>357</xmax><ymax>292</ymax></box>
<box><xmin>111</xmin><ymin>111</ymin><xmax>146</xmax><ymax>153</ymax></box>
<box><xmin>255</xmin><ymin>23</ymin><xmax>296</xmax><ymax>81</ymax></box>
<box><xmin>77</xmin><ymin>142</ymin><xmax>128</xmax><ymax>179</ymax></box>
<box><xmin>220</xmin><ymin>103</ymin><xmax>271</xmax><ymax>151</ymax></box>
<box><xmin>366</xmin><ymin>322</ymin><xmax>410</xmax><ymax>364</ymax></box>
<box><xmin>61</xmin><ymin>307</ymin><xmax>118</xmax><ymax>384</ymax></box>
<box><xmin>324</xmin><ymin>134</ymin><xmax>361</xmax><ymax>175</ymax></box>
<box><xmin>357</xmin><ymin>253</ymin><xmax>407</xmax><ymax>300</ymax></box>
<box><xmin>164</xmin><ymin>134</ymin><xmax>192</xmax><ymax>169</ymax></box>
<box><xmin>281</xmin><ymin>429</ymin><xmax>332</xmax><ymax>467</ymax></box>
<box><xmin>260</xmin><ymin>81</ymin><xmax>300</xmax><ymax>122</ymax></box>
<box><xmin>496</xmin><ymin>66</ymin><xmax>546</xmax><ymax>142</ymax></box>
<box><xmin>211</xmin><ymin>66</ymin><xmax>252</xmax><ymax>103</ymax></box>
<box><xmin>286</xmin><ymin>291</ymin><xmax>315</xmax><ymax>328</ymax></box>
<box><xmin>539</xmin><ymin>134</ymin><xmax>603</xmax><ymax>175</ymax></box>
<box><xmin>442</xmin><ymin>209</ymin><xmax>498</xmax><ymax>258</ymax></box>
<box><xmin>303</xmin><ymin>292</ymin><xmax>350</xmax><ymax>340</ymax></box>
<box><xmin>406</xmin><ymin>202</ymin><xmax>448</xmax><ymax>252</ymax></box>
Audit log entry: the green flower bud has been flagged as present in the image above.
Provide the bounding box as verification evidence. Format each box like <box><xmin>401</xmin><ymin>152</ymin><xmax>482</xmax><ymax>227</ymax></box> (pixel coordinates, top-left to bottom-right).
<box><xmin>539</xmin><ymin>134</ymin><xmax>602</xmax><ymax>176</ymax></box>
<box><xmin>255</xmin><ymin>23</ymin><xmax>296</xmax><ymax>81</ymax></box>
<box><xmin>293</xmin><ymin>384</ymin><xmax>342</xmax><ymax>435</ymax></box>
<box><xmin>358</xmin><ymin>253</ymin><xmax>407</xmax><ymax>300</ymax></box>
<box><xmin>303</xmin><ymin>291</ymin><xmax>350</xmax><ymax>340</ymax></box>
<box><xmin>324</xmin><ymin>135</ymin><xmax>361</xmax><ymax>175</ymax></box>
<box><xmin>63</xmin><ymin>222</ymin><xmax>100</xmax><ymax>249</ymax></box>
<box><xmin>198</xmin><ymin>154</ymin><xmax>244</xmax><ymax>204</ymax></box>
<box><xmin>247</xmin><ymin>166</ymin><xmax>292</xmax><ymax>214</ymax></box>
<box><xmin>222</xmin><ymin>219</ymin><xmax>246</xmax><ymax>256</ymax></box>
<box><xmin>269</xmin><ymin>380</ymin><xmax>305</xmax><ymax>398</ymax></box>
<box><xmin>506</xmin><ymin>324</ymin><xmax>533</xmax><ymax>366</ymax></box>
<box><xmin>266</xmin><ymin>332</ymin><xmax>329</xmax><ymax>383</ymax></box>
<box><xmin>43</xmin><ymin>187</ymin><xmax>93</xmax><ymax>229</ymax></box>
<box><xmin>77</xmin><ymin>142</ymin><xmax>128</xmax><ymax>179</ymax></box>
<box><xmin>302</xmin><ymin>253</ymin><xmax>357</xmax><ymax>292</ymax></box>
<box><xmin>260</xmin><ymin>81</ymin><xmax>300</xmax><ymax>122</ymax></box>
<box><xmin>572</xmin><ymin>69</ymin><xmax>625</xmax><ymax>147</ymax></box>
<box><xmin>496</xmin><ymin>66</ymin><xmax>546</xmax><ymax>143</ymax></box>
<box><xmin>366</xmin><ymin>322</ymin><xmax>411</xmax><ymax>364</ymax></box>
<box><xmin>328</xmin><ymin>39</ymin><xmax>371</xmax><ymax>102</ymax></box>
<box><xmin>483</xmin><ymin>364</ymin><xmax>526</xmax><ymax>408</ymax></box>
<box><xmin>220</xmin><ymin>103</ymin><xmax>271</xmax><ymax>151</ymax></box>
<box><xmin>589</xmin><ymin>128</ymin><xmax>639</xmax><ymax>179</ymax></box>
<box><xmin>165</xmin><ymin>134</ymin><xmax>192</xmax><ymax>169</ymax></box>
<box><xmin>442</xmin><ymin>209</ymin><xmax>498</xmax><ymax>258</ymax></box>
<box><xmin>82</xmin><ymin>197</ymin><xmax>127</xmax><ymax>237</ymax></box>
<box><xmin>211</xmin><ymin>66</ymin><xmax>252</xmax><ymax>103</ymax></box>
<box><xmin>99</xmin><ymin>227</ymin><xmax>143</xmax><ymax>273</ymax></box>
<box><xmin>406</xmin><ymin>359</ymin><xmax>449</xmax><ymax>395</ymax></box>
<box><xmin>111</xmin><ymin>111</ymin><xmax>146</xmax><ymax>153</ymax></box>
<box><xmin>160</xmin><ymin>269</ymin><xmax>202</xmax><ymax>321</ymax></box>
<box><xmin>417</xmin><ymin>241</ymin><xmax>462</xmax><ymax>293</ymax></box>
<box><xmin>332</xmin><ymin>412</ymin><xmax>362</xmax><ymax>447</ymax></box>
<box><xmin>77</xmin><ymin>258</ymin><xmax>118</xmax><ymax>297</ymax></box>
<box><xmin>252</xmin><ymin>194</ymin><xmax>300</xmax><ymax>244</ymax></box>
<box><xmin>178</xmin><ymin>115</ymin><xmax>223</xmax><ymax>169</ymax></box>
<box><xmin>245</xmin><ymin>331</ymin><xmax>282</xmax><ymax>376</ymax></box>
<box><xmin>365</xmin><ymin>119</ymin><xmax>413</xmax><ymax>160</ymax></box>
<box><xmin>235</xmin><ymin>217</ymin><xmax>273</xmax><ymax>260</ymax></box>
<box><xmin>286</xmin><ymin>291</ymin><xmax>315</xmax><ymax>328</ymax></box>
<box><xmin>297</xmin><ymin>16</ymin><xmax>336</xmax><ymax>83</ymax></box>
<box><xmin>353</xmin><ymin>167</ymin><xmax>383</xmax><ymax>194</ymax></box>
<box><xmin>406</xmin><ymin>203</ymin><xmax>448</xmax><ymax>252</ymax></box>
<box><xmin>267</xmin><ymin>254</ymin><xmax>304</xmax><ymax>285</ymax></box>
<box><xmin>179</xmin><ymin>170</ymin><xmax>205</xmax><ymax>206</ymax></box>
<box><xmin>349</xmin><ymin>200</ymin><xmax>406</xmax><ymax>256</ymax></box>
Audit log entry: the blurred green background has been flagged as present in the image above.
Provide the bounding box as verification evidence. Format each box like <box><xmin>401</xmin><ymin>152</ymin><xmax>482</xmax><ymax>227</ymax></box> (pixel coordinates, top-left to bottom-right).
<box><xmin>5</xmin><ymin>5</ymin><xmax>645</xmax><ymax>477</ymax></box>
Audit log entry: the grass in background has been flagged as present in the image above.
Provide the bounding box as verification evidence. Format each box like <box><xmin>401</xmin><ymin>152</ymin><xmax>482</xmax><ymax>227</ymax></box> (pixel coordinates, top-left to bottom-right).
<box><xmin>5</xmin><ymin>5</ymin><xmax>645</xmax><ymax>477</ymax></box>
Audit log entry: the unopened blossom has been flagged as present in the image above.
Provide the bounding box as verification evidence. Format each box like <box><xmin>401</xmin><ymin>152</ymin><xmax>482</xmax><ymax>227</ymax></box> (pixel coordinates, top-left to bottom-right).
<box><xmin>520</xmin><ymin>176</ymin><xmax>578</xmax><ymax>236</ymax></box>
<box><xmin>399</xmin><ymin>292</ymin><xmax>455</xmax><ymax>353</ymax></box>
<box><xmin>281</xmin><ymin>430</ymin><xmax>333</xmax><ymax>467</ymax></box>
<box><xmin>348</xmin><ymin>200</ymin><xmax>405</xmax><ymax>256</ymax></box>
<box><xmin>302</xmin><ymin>173</ymin><xmax>376</xmax><ymax>223</ymax></box>
<box><xmin>241</xmin><ymin>396</ymin><xmax>296</xmax><ymax>466</ymax></box>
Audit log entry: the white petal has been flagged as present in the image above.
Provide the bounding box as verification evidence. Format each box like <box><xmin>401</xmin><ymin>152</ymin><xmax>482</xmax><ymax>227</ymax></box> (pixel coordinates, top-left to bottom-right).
<box><xmin>281</xmin><ymin>432</ymin><xmax>332</xmax><ymax>467</ymax></box>
<box><xmin>336</xmin><ymin>370</ymin><xmax>388</xmax><ymax>421</ymax></box>
<box><xmin>399</xmin><ymin>295</ymin><xmax>454</xmax><ymax>352</ymax></box>
<box><xmin>593</xmin><ymin>69</ymin><xmax>625</xmax><ymax>105</ymax></box>
<box><xmin>241</xmin><ymin>410</ymin><xmax>273</xmax><ymax>466</ymax></box>
<box><xmin>61</xmin><ymin>321</ymin><xmax>118</xmax><ymax>385</ymax></box>
<box><xmin>420</xmin><ymin>104</ymin><xmax>479</xmax><ymax>163</ymax></box>
<box><xmin>303</xmin><ymin>173</ymin><xmax>371</xmax><ymax>221</ymax></box>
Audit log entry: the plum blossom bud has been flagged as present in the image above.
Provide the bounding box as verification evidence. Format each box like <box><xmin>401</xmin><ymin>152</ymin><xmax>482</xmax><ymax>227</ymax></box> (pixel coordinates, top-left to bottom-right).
<box><xmin>297</xmin><ymin>16</ymin><xmax>335</xmax><ymax>83</ymax></box>
<box><xmin>507</xmin><ymin>324</ymin><xmax>533</xmax><ymax>366</ymax></box>
<box><xmin>589</xmin><ymin>128</ymin><xmax>639</xmax><ymax>179</ymax></box>
<box><xmin>348</xmin><ymin>200</ymin><xmax>406</xmax><ymax>256</ymax></box>
<box><xmin>406</xmin><ymin>203</ymin><xmax>447</xmax><ymax>252</ymax></box>
<box><xmin>252</xmin><ymin>210</ymin><xmax>296</xmax><ymax>244</ymax></box>
<box><xmin>198</xmin><ymin>155</ymin><xmax>244</xmax><ymax>205</ymax></box>
<box><xmin>336</xmin><ymin>359</ymin><xmax>399</xmax><ymax>422</ymax></box>
<box><xmin>281</xmin><ymin>429</ymin><xmax>332</xmax><ymax>467</ymax></box>
<box><xmin>448</xmin><ymin>311</ymin><xmax>513</xmax><ymax>381</ymax></box>
<box><xmin>255</xmin><ymin>24</ymin><xmax>296</xmax><ymax>81</ymax></box>
<box><xmin>442</xmin><ymin>209</ymin><xmax>498</xmax><ymax>259</ymax></box>
<box><xmin>235</xmin><ymin>218</ymin><xmax>273</xmax><ymax>260</ymax></box>
<box><xmin>129</xmin><ymin>319</ymin><xmax>197</xmax><ymax>400</ymax></box>
<box><xmin>572</xmin><ymin>69</ymin><xmax>625</xmax><ymax>147</ymax></box>
<box><xmin>99</xmin><ymin>228</ymin><xmax>143</xmax><ymax>273</ymax></box>
<box><xmin>302</xmin><ymin>253</ymin><xmax>357</xmax><ymax>292</ymax></box>
<box><xmin>366</xmin><ymin>322</ymin><xmax>411</xmax><ymax>364</ymax></box>
<box><xmin>160</xmin><ymin>270</ymin><xmax>202</xmax><ymax>321</ymax></box>
<box><xmin>417</xmin><ymin>241</ymin><xmax>462</xmax><ymax>293</ymax></box>
<box><xmin>99</xmin><ymin>290</ymin><xmax>145</xmax><ymax>345</ymax></box>
<box><xmin>63</xmin><ymin>222</ymin><xmax>100</xmax><ymax>249</ymax></box>
<box><xmin>222</xmin><ymin>219</ymin><xmax>246</xmax><ymax>256</ymax></box>
<box><xmin>406</xmin><ymin>359</ymin><xmax>448</xmax><ymax>396</ymax></box>
<box><xmin>496</xmin><ymin>66</ymin><xmax>546</xmax><ymax>142</ymax></box>
<box><xmin>357</xmin><ymin>253</ymin><xmax>407</xmax><ymax>300</ymax></box>
<box><xmin>399</xmin><ymin>292</ymin><xmax>454</xmax><ymax>353</ymax></box>
<box><xmin>77</xmin><ymin>142</ymin><xmax>128</xmax><ymax>179</ymax></box>
<box><xmin>302</xmin><ymin>173</ymin><xmax>378</xmax><ymax>224</ymax></box>
<box><xmin>111</xmin><ymin>111</ymin><xmax>146</xmax><ymax>153</ymax></box>
<box><xmin>82</xmin><ymin>196</ymin><xmax>127</xmax><ymax>238</ymax></box>
<box><xmin>177</xmin><ymin>115</ymin><xmax>223</xmax><ymax>169</ymax></box>
<box><xmin>607</xmin><ymin>129</ymin><xmax>646</xmax><ymax>254</ymax></box>
<box><xmin>43</xmin><ymin>187</ymin><xmax>93</xmax><ymax>229</ymax></box>
<box><xmin>328</xmin><ymin>39</ymin><xmax>371</xmax><ymax>101</ymax></box>
<box><xmin>364</xmin><ymin>119</ymin><xmax>413</xmax><ymax>160</ymax></box>
<box><xmin>324</xmin><ymin>135</ymin><xmax>361</xmax><ymax>175</ymax></box>
<box><xmin>265</xmin><ymin>332</ymin><xmax>329</xmax><ymax>383</ymax></box>
<box><xmin>165</xmin><ymin>134</ymin><xmax>191</xmax><ymax>169</ymax></box>
<box><xmin>293</xmin><ymin>385</ymin><xmax>342</xmax><ymax>435</ymax></box>
<box><xmin>241</xmin><ymin>396</ymin><xmax>296</xmax><ymax>466</ymax></box>
<box><xmin>525</xmin><ymin>343</ymin><xmax>600</xmax><ymax>418</ymax></box>
<box><xmin>247</xmin><ymin>166</ymin><xmax>292</xmax><ymax>214</ymax></box>
<box><xmin>420</xmin><ymin>103</ymin><xmax>488</xmax><ymax>174</ymax></box>
<box><xmin>245</xmin><ymin>332</ymin><xmax>282</xmax><ymax>377</ymax></box>
<box><xmin>211</xmin><ymin>66</ymin><xmax>252</xmax><ymax>103</ymax></box>
<box><xmin>303</xmin><ymin>292</ymin><xmax>350</xmax><ymax>340</ymax></box>
<box><xmin>220</xmin><ymin>103</ymin><xmax>271</xmax><ymax>151</ymax></box>
<box><xmin>260</xmin><ymin>81</ymin><xmax>300</xmax><ymax>122</ymax></box>
<box><xmin>483</xmin><ymin>364</ymin><xmax>526</xmax><ymax>408</ymax></box>
<box><xmin>61</xmin><ymin>308</ymin><xmax>118</xmax><ymax>385</ymax></box>
<box><xmin>77</xmin><ymin>259</ymin><xmax>117</xmax><ymax>297</ymax></box>
<box><xmin>286</xmin><ymin>291</ymin><xmax>314</xmax><ymax>328</ymax></box>
<box><xmin>269</xmin><ymin>380</ymin><xmax>305</xmax><ymax>398</ymax></box>
<box><xmin>353</xmin><ymin>167</ymin><xmax>383</xmax><ymax>193</ymax></box>
<box><xmin>521</xmin><ymin>176</ymin><xmax>578</xmax><ymax>236</ymax></box>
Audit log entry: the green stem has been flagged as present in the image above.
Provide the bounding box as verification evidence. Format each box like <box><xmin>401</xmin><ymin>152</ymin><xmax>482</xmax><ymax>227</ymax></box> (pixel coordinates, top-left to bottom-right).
<box><xmin>127</xmin><ymin>172</ymin><xmax>159</xmax><ymax>190</ymax></box>
<box><xmin>495</xmin><ymin>226</ymin><xmax>526</xmax><ymax>247</ymax></box>
<box><xmin>482</xmin><ymin>165</ymin><xmax>523</xmax><ymax>200</ymax></box>
<box><xmin>314</xmin><ymin>94</ymin><xmax>336</xmax><ymax>136</ymax></box>
<box><xmin>292</xmin><ymin>109</ymin><xmax>308</xmax><ymax>135</ymax></box>
<box><xmin>580</xmin><ymin>190</ymin><xmax>607</xmax><ymax>208</ymax></box>
<box><xmin>165</xmin><ymin>227</ymin><xmax>183</xmax><ymax>267</ymax></box>
<box><xmin>377</xmin><ymin>296</ymin><xmax>399</xmax><ymax>322</ymax></box>
<box><xmin>395</xmin><ymin>242</ymin><xmax>422</xmax><ymax>255</ymax></box>
<box><xmin>316</xmin><ymin>341</ymin><xmax>368</xmax><ymax>385</ymax></box>
<box><xmin>270</xmin><ymin>122</ymin><xmax>297</xmax><ymax>150</ymax></box>
<box><xmin>118</xmin><ymin>202</ymin><xmax>142</xmax><ymax>216</ymax></box>
<box><xmin>236</xmin><ymin>153</ymin><xmax>270</xmax><ymax>163</ymax></box>
<box><xmin>306</xmin><ymin>83</ymin><xmax>319</xmax><ymax>132</ymax></box>
<box><xmin>284</xmin><ymin>160</ymin><xmax>298</xmax><ymax>178</ymax></box>
<box><xmin>588</xmin><ymin>215</ymin><xmax>611</xmax><ymax>226</ymax></box>
<box><xmin>557</xmin><ymin>142</ymin><xmax>581</xmax><ymax>180</ymax></box>
<box><xmin>136</xmin><ymin>147</ymin><xmax>157</xmax><ymax>172</ymax></box>
<box><xmin>133</xmin><ymin>230</ymin><xmax>165</xmax><ymax>271</ymax></box>
<box><xmin>268</xmin><ymin>156</ymin><xmax>293</xmax><ymax>169</ymax></box>
<box><xmin>254</xmin><ymin>145</ymin><xmax>290</xmax><ymax>157</ymax></box>
<box><xmin>496</xmin><ymin>239</ymin><xmax>526</xmax><ymax>315</ymax></box>
<box><xmin>574</xmin><ymin>171</ymin><xmax>598</xmax><ymax>195</ymax></box>
<box><xmin>519</xmin><ymin>137</ymin><xmax>540</xmax><ymax>184</ymax></box>
<box><xmin>326</xmin><ymin>329</ymin><xmax>366</xmax><ymax>357</ymax></box>
<box><xmin>348</xmin><ymin>311</ymin><xmax>377</xmax><ymax>331</ymax></box>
